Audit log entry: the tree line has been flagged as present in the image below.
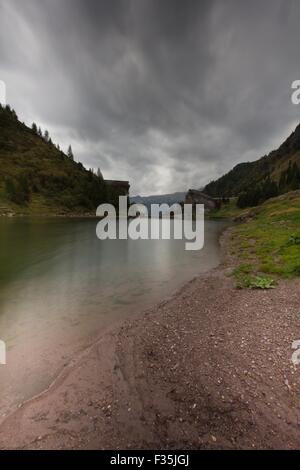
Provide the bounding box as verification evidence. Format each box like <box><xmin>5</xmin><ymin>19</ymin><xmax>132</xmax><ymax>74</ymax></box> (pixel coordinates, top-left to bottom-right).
<box><xmin>237</xmin><ymin>161</ymin><xmax>300</xmax><ymax>208</ymax></box>
<box><xmin>31</xmin><ymin>122</ymin><xmax>74</xmax><ymax>161</ymax></box>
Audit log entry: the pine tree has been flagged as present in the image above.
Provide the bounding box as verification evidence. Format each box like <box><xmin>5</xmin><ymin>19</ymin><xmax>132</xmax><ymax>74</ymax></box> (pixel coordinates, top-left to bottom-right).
<box><xmin>97</xmin><ymin>168</ymin><xmax>103</xmax><ymax>180</ymax></box>
<box><xmin>286</xmin><ymin>160</ymin><xmax>294</xmax><ymax>185</ymax></box>
<box><xmin>5</xmin><ymin>178</ymin><xmax>16</xmax><ymax>202</ymax></box>
<box><xmin>44</xmin><ymin>130</ymin><xmax>49</xmax><ymax>142</ymax></box>
<box><xmin>31</xmin><ymin>122</ymin><xmax>37</xmax><ymax>134</ymax></box>
<box><xmin>279</xmin><ymin>171</ymin><xmax>286</xmax><ymax>193</ymax></box>
<box><xmin>67</xmin><ymin>145</ymin><xmax>74</xmax><ymax>160</ymax></box>
<box><xmin>291</xmin><ymin>162</ymin><xmax>300</xmax><ymax>190</ymax></box>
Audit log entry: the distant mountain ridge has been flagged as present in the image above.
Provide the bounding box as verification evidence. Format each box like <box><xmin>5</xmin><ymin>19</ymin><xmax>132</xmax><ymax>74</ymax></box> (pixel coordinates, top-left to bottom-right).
<box><xmin>130</xmin><ymin>192</ymin><xmax>187</xmax><ymax>207</ymax></box>
<box><xmin>204</xmin><ymin>123</ymin><xmax>300</xmax><ymax>199</ymax></box>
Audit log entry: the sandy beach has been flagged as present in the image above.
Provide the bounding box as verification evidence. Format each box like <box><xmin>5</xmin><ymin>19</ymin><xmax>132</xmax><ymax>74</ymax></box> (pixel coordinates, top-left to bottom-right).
<box><xmin>0</xmin><ymin>229</ymin><xmax>300</xmax><ymax>450</ymax></box>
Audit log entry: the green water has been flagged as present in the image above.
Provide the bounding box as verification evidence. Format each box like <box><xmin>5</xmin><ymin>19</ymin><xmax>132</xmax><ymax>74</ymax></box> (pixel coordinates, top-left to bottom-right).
<box><xmin>0</xmin><ymin>217</ymin><xmax>226</xmax><ymax>417</ymax></box>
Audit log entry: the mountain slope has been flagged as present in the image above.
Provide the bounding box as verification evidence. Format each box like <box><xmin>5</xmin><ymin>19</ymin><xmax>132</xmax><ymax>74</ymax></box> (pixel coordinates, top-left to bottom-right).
<box><xmin>130</xmin><ymin>192</ymin><xmax>187</xmax><ymax>207</ymax></box>
<box><xmin>0</xmin><ymin>105</ymin><xmax>118</xmax><ymax>215</ymax></box>
<box><xmin>204</xmin><ymin>123</ymin><xmax>300</xmax><ymax>198</ymax></box>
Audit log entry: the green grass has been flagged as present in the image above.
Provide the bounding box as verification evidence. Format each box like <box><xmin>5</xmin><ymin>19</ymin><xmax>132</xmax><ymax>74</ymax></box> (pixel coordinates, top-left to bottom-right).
<box><xmin>215</xmin><ymin>191</ymin><xmax>300</xmax><ymax>286</ymax></box>
<box><xmin>233</xmin><ymin>264</ymin><xmax>276</xmax><ymax>289</ymax></box>
<box><xmin>210</xmin><ymin>198</ymin><xmax>246</xmax><ymax>219</ymax></box>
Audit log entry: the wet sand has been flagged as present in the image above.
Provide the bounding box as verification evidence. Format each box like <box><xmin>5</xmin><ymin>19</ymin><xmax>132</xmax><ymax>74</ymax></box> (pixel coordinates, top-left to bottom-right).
<box><xmin>0</xmin><ymin>229</ymin><xmax>300</xmax><ymax>449</ymax></box>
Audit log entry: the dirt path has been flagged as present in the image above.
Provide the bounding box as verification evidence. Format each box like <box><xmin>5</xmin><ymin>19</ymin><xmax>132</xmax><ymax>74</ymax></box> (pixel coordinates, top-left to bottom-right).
<box><xmin>0</xmin><ymin>233</ymin><xmax>300</xmax><ymax>449</ymax></box>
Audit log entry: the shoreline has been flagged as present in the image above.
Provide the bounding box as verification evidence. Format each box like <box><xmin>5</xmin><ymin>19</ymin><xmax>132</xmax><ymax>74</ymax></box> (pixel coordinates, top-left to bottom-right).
<box><xmin>0</xmin><ymin>226</ymin><xmax>226</xmax><ymax>423</ymax></box>
<box><xmin>0</xmin><ymin>228</ymin><xmax>300</xmax><ymax>449</ymax></box>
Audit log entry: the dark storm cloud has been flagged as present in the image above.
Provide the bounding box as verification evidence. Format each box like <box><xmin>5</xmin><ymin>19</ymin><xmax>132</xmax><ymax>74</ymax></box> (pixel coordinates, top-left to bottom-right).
<box><xmin>0</xmin><ymin>0</ymin><xmax>300</xmax><ymax>194</ymax></box>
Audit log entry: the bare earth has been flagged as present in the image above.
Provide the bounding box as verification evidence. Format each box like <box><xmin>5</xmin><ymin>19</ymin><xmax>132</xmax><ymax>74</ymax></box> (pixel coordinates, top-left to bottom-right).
<box><xmin>0</xmin><ymin>230</ymin><xmax>300</xmax><ymax>449</ymax></box>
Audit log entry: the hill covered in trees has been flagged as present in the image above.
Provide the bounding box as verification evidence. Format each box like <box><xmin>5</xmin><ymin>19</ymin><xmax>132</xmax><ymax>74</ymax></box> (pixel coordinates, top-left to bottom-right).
<box><xmin>204</xmin><ymin>124</ymin><xmax>300</xmax><ymax>208</ymax></box>
<box><xmin>0</xmin><ymin>105</ymin><xmax>120</xmax><ymax>215</ymax></box>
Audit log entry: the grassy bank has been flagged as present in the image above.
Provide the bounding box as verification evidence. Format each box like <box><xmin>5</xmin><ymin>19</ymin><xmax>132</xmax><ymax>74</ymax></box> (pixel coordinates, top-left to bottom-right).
<box><xmin>213</xmin><ymin>191</ymin><xmax>300</xmax><ymax>287</ymax></box>
<box><xmin>0</xmin><ymin>193</ymin><xmax>96</xmax><ymax>217</ymax></box>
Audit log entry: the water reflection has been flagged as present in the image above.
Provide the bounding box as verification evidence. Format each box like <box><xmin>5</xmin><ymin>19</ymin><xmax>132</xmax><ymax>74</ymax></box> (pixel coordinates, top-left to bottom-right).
<box><xmin>0</xmin><ymin>217</ymin><xmax>226</xmax><ymax>416</ymax></box>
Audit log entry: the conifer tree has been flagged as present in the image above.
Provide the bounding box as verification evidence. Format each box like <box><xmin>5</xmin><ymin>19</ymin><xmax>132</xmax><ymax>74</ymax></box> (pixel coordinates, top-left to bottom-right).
<box><xmin>97</xmin><ymin>168</ymin><xmax>103</xmax><ymax>180</ymax></box>
<box><xmin>67</xmin><ymin>145</ymin><xmax>74</xmax><ymax>160</ymax></box>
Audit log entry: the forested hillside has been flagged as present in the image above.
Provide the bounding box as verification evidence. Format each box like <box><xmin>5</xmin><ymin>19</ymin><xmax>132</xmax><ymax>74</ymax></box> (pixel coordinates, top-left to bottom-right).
<box><xmin>205</xmin><ymin>123</ymin><xmax>300</xmax><ymax>208</ymax></box>
<box><xmin>0</xmin><ymin>104</ymin><xmax>118</xmax><ymax>215</ymax></box>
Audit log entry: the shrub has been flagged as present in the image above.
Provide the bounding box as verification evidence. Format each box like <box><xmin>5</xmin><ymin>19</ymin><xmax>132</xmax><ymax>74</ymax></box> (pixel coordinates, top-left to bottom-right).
<box><xmin>249</xmin><ymin>276</ymin><xmax>276</xmax><ymax>289</ymax></box>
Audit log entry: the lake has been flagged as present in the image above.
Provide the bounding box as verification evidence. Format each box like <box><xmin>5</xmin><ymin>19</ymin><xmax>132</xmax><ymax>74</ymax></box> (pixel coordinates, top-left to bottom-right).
<box><xmin>0</xmin><ymin>217</ymin><xmax>226</xmax><ymax>417</ymax></box>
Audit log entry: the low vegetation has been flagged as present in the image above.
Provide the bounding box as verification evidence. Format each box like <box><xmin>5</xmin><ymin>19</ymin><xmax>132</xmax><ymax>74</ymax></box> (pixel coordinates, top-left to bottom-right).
<box><xmin>209</xmin><ymin>197</ymin><xmax>241</xmax><ymax>219</ymax></box>
<box><xmin>233</xmin><ymin>264</ymin><xmax>276</xmax><ymax>290</ymax></box>
<box><xmin>213</xmin><ymin>191</ymin><xmax>300</xmax><ymax>288</ymax></box>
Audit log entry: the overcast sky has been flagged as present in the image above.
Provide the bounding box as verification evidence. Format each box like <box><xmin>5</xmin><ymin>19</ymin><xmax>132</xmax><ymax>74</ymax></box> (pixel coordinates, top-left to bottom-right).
<box><xmin>1</xmin><ymin>0</ymin><xmax>300</xmax><ymax>195</ymax></box>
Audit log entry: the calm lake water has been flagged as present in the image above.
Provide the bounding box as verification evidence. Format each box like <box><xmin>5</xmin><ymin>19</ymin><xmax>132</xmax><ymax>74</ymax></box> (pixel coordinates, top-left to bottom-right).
<box><xmin>0</xmin><ymin>217</ymin><xmax>226</xmax><ymax>417</ymax></box>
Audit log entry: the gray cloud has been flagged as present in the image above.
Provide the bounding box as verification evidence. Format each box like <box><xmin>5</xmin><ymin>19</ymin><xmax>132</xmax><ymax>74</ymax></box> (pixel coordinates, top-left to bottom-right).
<box><xmin>0</xmin><ymin>0</ymin><xmax>300</xmax><ymax>194</ymax></box>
